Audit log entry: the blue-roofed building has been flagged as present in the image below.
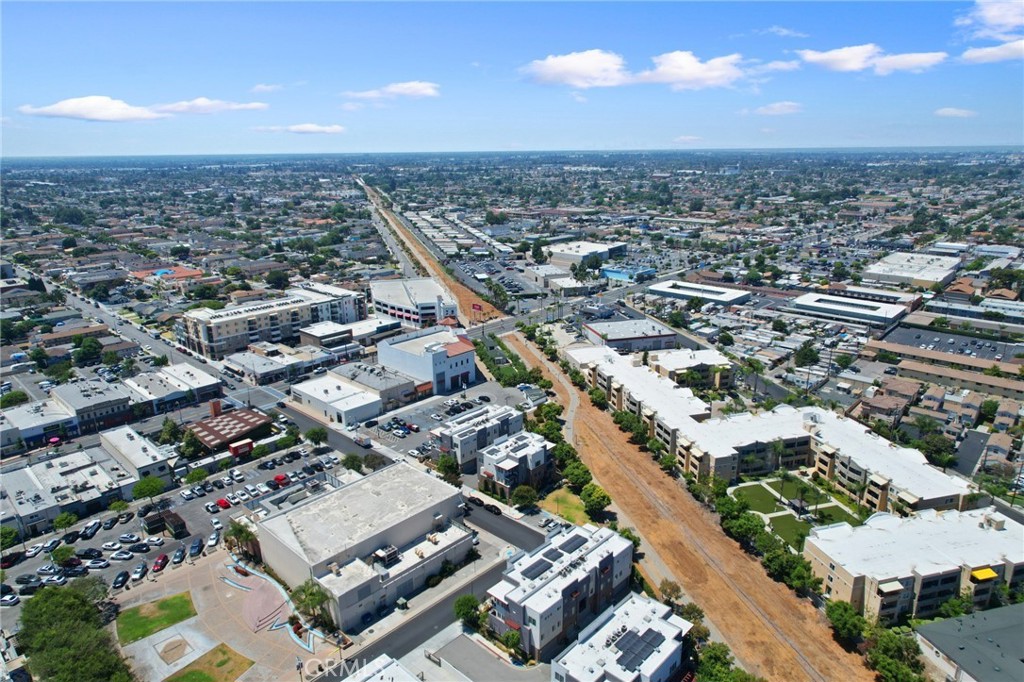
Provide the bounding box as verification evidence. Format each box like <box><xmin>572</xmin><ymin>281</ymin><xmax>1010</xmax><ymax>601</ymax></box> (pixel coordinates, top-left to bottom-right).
<box><xmin>600</xmin><ymin>265</ymin><xmax>657</xmax><ymax>283</ymax></box>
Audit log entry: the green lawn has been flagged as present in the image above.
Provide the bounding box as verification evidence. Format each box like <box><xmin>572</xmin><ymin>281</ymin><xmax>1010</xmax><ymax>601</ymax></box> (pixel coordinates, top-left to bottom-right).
<box><xmin>770</xmin><ymin>515</ymin><xmax>812</xmax><ymax>550</ymax></box>
<box><xmin>733</xmin><ymin>484</ymin><xmax>783</xmax><ymax>514</ymax></box>
<box><xmin>117</xmin><ymin>592</ymin><xmax>196</xmax><ymax>644</ymax></box>
<box><xmin>812</xmin><ymin>504</ymin><xmax>862</xmax><ymax>527</ymax></box>
<box><xmin>540</xmin><ymin>487</ymin><xmax>586</xmax><ymax>524</ymax></box>
<box><xmin>164</xmin><ymin>644</ymin><xmax>252</xmax><ymax>682</ymax></box>
<box><xmin>766</xmin><ymin>478</ymin><xmax>830</xmax><ymax>505</ymax></box>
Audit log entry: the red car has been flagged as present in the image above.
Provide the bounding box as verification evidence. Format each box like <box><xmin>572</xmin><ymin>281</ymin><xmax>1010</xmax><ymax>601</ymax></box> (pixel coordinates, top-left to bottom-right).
<box><xmin>215</xmin><ymin>498</ymin><xmax>231</xmax><ymax>509</ymax></box>
<box><xmin>152</xmin><ymin>554</ymin><xmax>169</xmax><ymax>572</ymax></box>
<box><xmin>274</xmin><ymin>473</ymin><xmax>289</xmax><ymax>487</ymax></box>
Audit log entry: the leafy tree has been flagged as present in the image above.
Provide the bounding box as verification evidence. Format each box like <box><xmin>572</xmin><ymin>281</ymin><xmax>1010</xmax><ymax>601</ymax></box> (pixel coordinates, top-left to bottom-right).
<box><xmin>265</xmin><ymin>269</ymin><xmax>290</xmax><ymax>290</ymax></box>
<box><xmin>30</xmin><ymin>345</ymin><xmax>50</xmax><ymax>369</ymax></box>
<box><xmin>937</xmin><ymin>590</ymin><xmax>975</xmax><ymax>618</ymax></box>
<box><xmin>500</xmin><ymin>629</ymin><xmax>521</xmax><ymax>652</ymax></box>
<box><xmin>531</xmin><ymin>240</ymin><xmax>547</xmax><ymax>264</ymax></box>
<box><xmin>510</xmin><ymin>485</ymin><xmax>538</xmax><ymax>508</ymax></box>
<box><xmin>157</xmin><ymin>417</ymin><xmax>181</xmax><ymax>445</ymax></box>
<box><xmin>68</xmin><ymin>575</ymin><xmax>109</xmax><ymax>604</ymax></box>
<box><xmin>659</xmin><ymin>579</ymin><xmax>682</xmax><ymax>604</ymax></box>
<box><xmin>72</xmin><ymin>336</ymin><xmax>103</xmax><ymax>366</ymax></box>
<box><xmin>342</xmin><ymin>453</ymin><xmax>363</xmax><ymax>471</ymax></box>
<box><xmin>0</xmin><ymin>390</ymin><xmax>29</xmax><ymax>408</ymax></box>
<box><xmin>825</xmin><ymin>600</ymin><xmax>866</xmax><ymax>644</ymax></box>
<box><xmin>771</xmin><ymin>319</ymin><xmax>789</xmax><ymax>334</ymax></box>
<box><xmin>722</xmin><ymin>512</ymin><xmax>765</xmax><ymax>547</ymax></box>
<box><xmin>1</xmin><ymin>526</ymin><xmax>18</xmax><ymax>550</ymax></box>
<box><xmin>658</xmin><ymin>453</ymin><xmax>677</xmax><ymax>472</ymax></box>
<box><xmin>563</xmin><ymin>460</ymin><xmax>592</xmax><ymax>490</ymax></box>
<box><xmin>292</xmin><ymin>579</ymin><xmax>331</xmax><ymax>627</ymax></box>
<box><xmin>53</xmin><ymin>511</ymin><xmax>78</xmax><ymax>532</ymax></box>
<box><xmin>184</xmin><ymin>468</ymin><xmax>209</xmax><ymax>484</ymax></box>
<box><xmin>793</xmin><ymin>340</ymin><xmax>820</xmax><ymax>367</ymax></box>
<box><xmin>152</xmin><ymin>354</ymin><xmax>170</xmax><ymax>367</ymax></box>
<box><xmin>865</xmin><ymin>628</ymin><xmax>925</xmax><ymax>682</ymax></box>
<box><xmin>304</xmin><ymin>427</ymin><xmax>328</xmax><ymax>447</ymax></box>
<box><xmin>454</xmin><ymin>594</ymin><xmax>481</xmax><ymax>629</ymax></box>
<box><xmin>718</xmin><ymin>330</ymin><xmax>734</xmax><ymax>346</ymax></box>
<box><xmin>436</xmin><ymin>454</ymin><xmax>461</xmax><ymax>484</ymax></box>
<box><xmin>251</xmin><ymin>444</ymin><xmax>270</xmax><ymax>460</ymax></box>
<box><xmin>980</xmin><ymin>399</ymin><xmax>999</xmax><ymax>423</ymax></box>
<box><xmin>107</xmin><ymin>500</ymin><xmax>129</xmax><ymax>513</ymax></box>
<box><xmin>552</xmin><ymin>441</ymin><xmax>578</xmax><ymax>467</ymax></box>
<box><xmin>580</xmin><ymin>483</ymin><xmax>611</xmax><ymax>517</ymax></box>
<box><xmin>224</xmin><ymin>520</ymin><xmax>256</xmax><ymax>554</ymax></box>
<box><xmin>834</xmin><ymin>354</ymin><xmax>854</xmax><ymax>369</ymax></box>
<box><xmin>179</xmin><ymin>429</ymin><xmax>204</xmax><ymax>458</ymax></box>
<box><xmin>618</xmin><ymin>526</ymin><xmax>642</xmax><ymax>551</ymax></box>
<box><xmin>132</xmin><ymin>476</ymin><xmax>165</xmax><ymax>502</ymax></box>
<box><xmin>51</xmin><ymin>546</ymin><xmax>75</xmax><ymax>566</ymax></box>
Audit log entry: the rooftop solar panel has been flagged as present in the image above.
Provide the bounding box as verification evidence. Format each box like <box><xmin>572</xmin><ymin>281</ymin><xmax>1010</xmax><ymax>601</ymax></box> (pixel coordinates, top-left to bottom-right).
<box><xmin>521</xmin><ymin>559</ymin><xmax>552</xmax><ymax>581</ymax></box>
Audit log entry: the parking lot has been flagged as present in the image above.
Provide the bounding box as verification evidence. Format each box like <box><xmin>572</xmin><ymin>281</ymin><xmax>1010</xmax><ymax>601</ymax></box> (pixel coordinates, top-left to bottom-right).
<box><xmin>885</xmin><ymin>326</ymin><xmax>1022</xmax><ymax>361</ymax></box>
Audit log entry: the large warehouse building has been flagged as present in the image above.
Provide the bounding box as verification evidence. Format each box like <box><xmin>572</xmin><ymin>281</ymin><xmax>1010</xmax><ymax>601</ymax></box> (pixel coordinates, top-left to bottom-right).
<box><xmin>258</xmin><ymin>463</ymin><xmax>472</xmax><ymax>630</ymax></box>
<box><xmin>789</xmin><ymin>292</ymin><xmax>907</xmax><ymax>326</ymax></box>
<box><xmin>646</xmin><ymin>280</ymin><xmax>751</xmax><ymax>306</ymax></box>
<box><xmin>862</xmin><ymin>253</ymin><xmax>960</xmax><ymax>288</ymax></box>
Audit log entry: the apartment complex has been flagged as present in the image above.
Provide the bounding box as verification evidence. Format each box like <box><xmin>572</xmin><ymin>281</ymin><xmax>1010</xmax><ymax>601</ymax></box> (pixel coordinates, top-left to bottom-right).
<box><xmin>914</xmin><ymin>604</ymin><xmax>1024</xmax><ymax>682</ymax></box>
<box><xmin>582</xmin><ymin>319</ymin><xmax>678</xmax><ymax>352</ymax></box>
<box><xmin>478</xmin><ymin>431</ymin><xmax>555</xmax><ymax>500</ymax></box>
<box><xmin>181</xmin><ymin>282</ymin><xmax>364</xmax><ymax>359</ymax></box>
<box><xmin>259</xmin><ymin>464</ymin><xmax>472</xmax><ymax>630</ymax></box>
<box><xmin>647</xmin><ymin>348</ymin><xmax>734</xmax><ymax>390</ymax></box>
<box><xmin>377</xmin><ymin>326</ymin><xmax>476</xmax><ymax>395</ymax></box>
<box><xmin>432</xmin><ymin>405</ymin><xmax>525</xmax><ymax>472</ymax></box>
<box><xmin>804</xmin><ymin>508</ymin><xmax>1023</xmax><ymax>621</ymax></box>
<box><xmin>551</xmin><ymin>593</ymin><xmax>692</xmax><ymax>682</ymax></box>
<box><xmin>488</xmin><ymin>524</ymin><xmax>634</xmax><ymax>661</ymax></box>
<box><xmin>369</xmin><ymin>278</ymin><xmax>458</xmax><ymax>328</ymax></box>
<box><xmin>897</xmin><ymin>360</ymin><xmax>1024</xmax><ymax>400</ymax></box>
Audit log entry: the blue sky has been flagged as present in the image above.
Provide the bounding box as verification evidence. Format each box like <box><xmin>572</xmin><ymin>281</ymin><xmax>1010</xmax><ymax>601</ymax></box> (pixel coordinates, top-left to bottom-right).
<box><xmin>2</xmin><ymin>1</ymin><xmax>1022</xmax><ymax>156</ymax></box>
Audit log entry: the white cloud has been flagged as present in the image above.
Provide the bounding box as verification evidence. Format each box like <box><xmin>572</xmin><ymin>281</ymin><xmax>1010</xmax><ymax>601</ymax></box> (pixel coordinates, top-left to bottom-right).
<box><xmin>570</xmin><ymin>91</ymin><xmax>588</xmax><ymax>103</ymax></box>
<box><xmin>797</xmin><ymin>43</ymin><xmax>947</xmax><ymax>74</ymax></box>
<box><xmin>935</xmin><ymin>107</ymin><xmax>978</xmax><ymax>118</ymax></box>
<box><xmin>152</xmin><ymin>97</ymin><xmax>268</xmax><ymax>114</ymax></box>
<box><xmin>872</xmin><ymin>51</ymin><xmax>948</xmax><ymax>75</ymax></box>
<box><xmin>637</xmin><ymin>51</ymin><xmax>746</xmax><ymax>90</ymax></box>
<box><xmin>961</xmin><ymin>38</ymin><xmax>1024</xmax><ymax>62</ymax></box>
<box><xmin>956</xmin><ymin>0</ymin><xmax>1023</xmax><ymax>41</ymax></box>
<box><xmin>250</xmin><ymin>83</ymin><xmax>283</xmax><ymax>93</ymax></box>
<box><xmin>673</xmin><ymin>135</ymin><xmax>703</xmax><ymax>143</ymax></box>
<box><xmin>18</xmin><ymin>95</ymin><xmax>168</xmax><ymax>121</ymax></box>
<box><xmin>758</xmin><ymin>25</ymin><xmax>809</xmax><ymax>38</ymax></box>
<box><xmin>253</xmin><ymin>123</ymin><xmax>346</xmax><ymax>134</ymax></box>
<box><xmin>797</xmin><ymin>44</ymin><xmax>883</xmax><ymax>71</ymax></box>
<box><xmin>755</xmin><ymin>101</ymin><xmax>803</xmax><ymax>115</ymax></box>
<box><xmin>340</xmin><ymin>102</ymin><xmax>365</xmax><ymax>112</ymax></box>
<box><xmin>747</xmin><ymin>60</ymin><xmax>801</xmax><ymax>75</ymax></box>
<box><xmin>521</xmin><ymin>49</ymin><xmax>631</xmax><ymax>88</ymax></box>
<box><xmin>344</xmin><ymin>81</ymin><xmax>440</xmax><ymax>100</ymax></box>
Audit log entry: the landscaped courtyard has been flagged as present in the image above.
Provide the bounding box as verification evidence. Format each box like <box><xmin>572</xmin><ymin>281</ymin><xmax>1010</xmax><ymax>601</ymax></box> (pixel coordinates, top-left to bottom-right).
<box><xmin>163</xmin><ymin>643</ymin><xmax>253</xmax><ymax>682</ymax></box>
<box><xmin>813</xmin><ymin>504</ymin><xmax>863</xmax><ymax>527</ymax></box>
<box><xmin>540</xmin><ymin>487</ymin><xmax>586</xmax><ymax>524</ymax></box>
<box><xmin>733</xmin><ymin>483</ymin><xmax>785</xmax><ymax>514</ymax></box>
<box><xmin>117</xmin><ymin>592</ymin><xmax>197</xmax><ymax>645</ymax></box>
<box><xmin>770</xmin><ymin>515</ymin><xmax>812</xmax><ymax>550</ymax></box>
<box><xmin>766</xmin><ymin>478</ymin><xmax>830</xmax><ymax>505</ymax></box>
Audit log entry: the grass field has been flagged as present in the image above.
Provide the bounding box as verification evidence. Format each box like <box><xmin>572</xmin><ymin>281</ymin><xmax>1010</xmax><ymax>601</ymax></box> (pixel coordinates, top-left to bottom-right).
<box><xmin>540</xmin><ymin>488</ymin><xmax>586</xmax><ymax>524</ymax></box>
<box><xmin>733</xmin><ymin>484</ymin><xmax>783</xmax><ymax>514</ymax></box>
<box><xmin>766</xmin><ymin>478</ymin><xmax>830</xmax><ymax>505</ymax></box>
<box><xmin>163</xmin><ymin>644</ymin><xmax>253</xmax><ymax>682</ymax></box>
<box><xmin>117</xmin><ymin>592</ymin><xmax>196</xmax><ymax>644</ymax></box>
<box><xmin>813</xmin><ymin>504</ymin><xmax>862</xmax><ymax>527</ymax></box>
<box><xmin>770</xmin><ymin>515</ymin><xmax>812</xmax><ymax>550</ymax></box>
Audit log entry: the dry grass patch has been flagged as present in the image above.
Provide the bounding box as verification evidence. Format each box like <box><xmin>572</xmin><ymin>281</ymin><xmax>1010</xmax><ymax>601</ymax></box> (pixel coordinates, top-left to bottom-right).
<box><xmin>163</xmin><ymin>644</ymin><xmax>253</xmax><ymax>682</ymax></box>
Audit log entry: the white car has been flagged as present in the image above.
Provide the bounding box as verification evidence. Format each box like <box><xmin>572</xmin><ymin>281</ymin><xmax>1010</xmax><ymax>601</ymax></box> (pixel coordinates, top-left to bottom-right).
<box><xmin>430</xmin><ymin>413</ymin><xmax>443</xmax><ymax>421</ymax></box>
<box><xmin>146</xmin><ymin>537</ymin><xmax>164</xmax><ymax>546</ymax></box>
<box><xmin>180</xmin><ymin>490</ymin><xmax>195</xmax><ymax>501</ymax></box>
<box><xmin>211</xmin><ymin>518</ymin><xmax>223</xmax><ymax>531</ymax></box>
<box><xmin>42</xmin><ymin>575</ymin><xmax>67</xmax><ymax>586</ymax></box>
<box><xmin>225</xmin><ymin>492</ymin><xmax>239</xmax><ymax>505</ymax></box>
<box><xmin>230</xmin><ymin>470</ymin><xmax>245</xmax><ymax>483</ymax></box>
<box><xmin>204</xmin><ymin>502</ymin><xmax>219</xmax><ymax>514</ymax></box>
<box><xmin>85</xmin><ymin>559</ymin><xmax>109</xmax><ymax>569</ymax></box>
<box><xmin>235</xmin><ymin>490</ymin><xmax>250</xmax><ymax>502</ymax></box>
<box><xmin>110</xmin><ymin>550</ymin><xmax>134</xmax><ymax>561</ymax></box>
<box><xmin>118</xmin><ymin>533</ymin><xmax>141</xmax><ymax>544</ymax></box>
<box><xmin>220</xmin><ymin>475</ymin><xmax>233</xmax><ymax>486</ymax></box>
<box><xmin>25</xmin><ymin>543</ymin><xmax>44</xmax><ymax>558</ymax></box>
<box><xmin>408</xmin><ymin>450</ymin><xmax>419</xmax><ymax>458</ymax></box>
<box><xmin>101</xmin><ymin>541</ymin><xmax>122</xmax><ymax>551</ymax></box>
<box><xmin>1</xmin><ymin>595</ymin><xmax>20</xmax><ymax>607</ymax></box>
<box><xmin>256</xmin><ymin>483</ymin><xmax>270</xmax><ymax>494</ymax></box>
<box><xmin>207</xmin><ymin>531</ymin><xmax>220</xmax><ymax>547</ymax></box>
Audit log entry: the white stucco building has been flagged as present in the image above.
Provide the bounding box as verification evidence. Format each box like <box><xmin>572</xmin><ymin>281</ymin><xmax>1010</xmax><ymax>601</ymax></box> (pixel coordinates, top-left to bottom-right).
<box><xmin>376</xmin><ymin>326</ymin><xmax>476</xmax><ymax>395</ymax></box>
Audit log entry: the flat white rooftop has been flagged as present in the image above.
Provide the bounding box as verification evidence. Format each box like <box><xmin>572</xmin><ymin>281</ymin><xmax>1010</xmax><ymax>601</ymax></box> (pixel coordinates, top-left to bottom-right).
<box><xmin>100</xmin><ymin>425</ymin><xmax>174</xmax><ymax>468</ymax></box>
<box><xmin>259</xmin><ymin>463</ymin><xmax>458</xmax><ymax>566</ymax></box>
<box><xmin>863</xmin><ymin>253</ymin><xmax>959</xmax><ymax>282</ymax></box>
<box><xmin>584</xmin><ymin>319</ymin><xmax>676</xmax><ymax>341</ymax></box>
<box><xmin>339</xmin><ymin>654</ymin><xmax>419</xmax><ymax>682</ymax></box>
<box><xmin>370</xmin><ymin>278</ymin><xmax>454</xmax><ymax>309</ymax></box>
<box><xmin>547</xmin><ymin>240</ymin><xmax>626</xmax><ymax>257</ymax></box>
<box><xmin>807</xmin><ymin>507</ymin><xmax>1023</xmax><ymax>579</ymax></box>
<box><xmin>791</xmin><ymin>293</ymin><xmax>907</xmax><ymax>323</ymax></box>
<box><xmin>647</xmin><ymin>280</ymin><xmax>751</xmax><ymax>304</ymax></box>
<box><xmin>649</xmin><ymin>348</ymin><xmax>732</xmax><ymax>371</ymax></box>
<box><xmin>388</xmin><ymin>327</ymin><xmax>465</xmax><ymax>357</ymax></box>
<box><xmin>292</xmin><ymin>374</ymin><xmax>381</xmax><ymax>412</ymax></box>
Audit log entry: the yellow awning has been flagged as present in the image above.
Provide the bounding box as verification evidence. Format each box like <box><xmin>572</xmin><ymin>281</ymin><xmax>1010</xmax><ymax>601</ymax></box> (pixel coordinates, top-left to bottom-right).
<box><xmin>971</xmin><ymin>567</ymin><xmax>998</xmax><ymax>581</ymax></box>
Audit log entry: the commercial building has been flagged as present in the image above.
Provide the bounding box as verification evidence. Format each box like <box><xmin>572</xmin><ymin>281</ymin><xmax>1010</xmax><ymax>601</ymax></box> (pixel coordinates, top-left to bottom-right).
<box><xmin>99</xmin><ymin>425</ymin><xmax>177</xmax><ymax>486</ymax></box>
<box><xmin>258</xmin><ymin>463</ymin><xmax>473</xmax><ymax>630</ymax></box>
<box><xmin>50</xmin><ymin>380</ymin><xmax>135</xmax><ymax>434</ymax></box>
<box><xmin>298</xmin><ymin>318</ymin><xmax>402</xmax><ymax>350</ymax></box>
<box><xmin>187</xmin><ymin>405</ymin><xmax>273</xmax><ymax>453</ymax></box>
<box><xmin>369</xmin><ymin>278</ymin><xmax>458</xmax><ymax>329</ymax></box>
<box><xmin>862</xmin><ymin>253</ymin><xmax>960</xmax><ymax>288</ymax></box>
<box><xmin>478</xmin><ymin>431</ymin><xmax>555</xmax><ymax>500</ymax></box>
<box><xmin>788</xmin><ymin>293</ymin><xmax>907</xmax><ymax>326</ymax></box>
<box><xmin>551</xmin><ymin>592</ymin><xmax>692</xmax><ymax>682</ymax></box>
<box><xmin>582</xmin><ymin>320</ymin><xmax>678</xmax><ymax>352</ymax></box>
<box><xmin>915</xmin><ymin>603</ymin><xmax>1024</xmax><ymax>682</ymax></box>
<box><xmin>600</xmin><ymin>264</ymin><xmax>657</xmax><ymax>283</ymax></box>
<box><xmin>488</xmin><ymin>524</ymin><xmax>634</xmax><ymax>661</ymax></box>
<box><xmin>123</xmin><ymin>363</ymin><xmax>221</xmax><ymax>414</ymax></box>
<box><xmin>545</xmin><ymin>241</ymin><xmax>627</xmax><ymax>268</ymax></box>
<box><xmin>330</xmin><ymin>363</ymin><xmax>419</xmax><ymax>411</ymax></box>
<box><xmin>525</xmin><ymin>264</ymin><xmax>571</xmax><ymax>288</ymax></box>
<box><xmin>432</xmin><ymin>405</ymin><xmax>525</xmax><ymax>472</ymax></box>
<box><xmin>827</xmin><ymin>284</ymin><xmax>922</xmax><ymax>311</ymax></box>
<box><xmin>0</xmin><ymin>400</ymin><xmax>77</xmax><ymax>451</ymax></box>
<box><xmin>290</xmin><ymin>373</ymin><xmax>383</xmax><ymax>428</ymax></box>
<box><xmin>181</xmin><ymin>283</ymin><xmax>364</xmax><ymax>359</ymax></box>
<box><xmin>646</xmin><ymin>280</ymin><xmax>751</xmax><ymax>306</ymax></box>
<box><xmin>647</xmin><ymin>348</ymin><xmax>734</xmax><ymax>390</ymax></box>
<box><xmin>804</xmin><ymin>508</ymin><xmax>1023</xmax><ymax>621</ymax></box>
<box><xmin>339</xmin><ymin>655</ymin><xmax>421</xmax><ymax>682</ymax></box>
<box><xmin>377</xmin><ymin>326</ymin><xmax>476</xmax><ymax>395</ymax></box>
<box><xmin>550</xmin><ymin>278</ymin><xmax>605</xmax><ymax>298</ymax></box>
<box><xmin>222</xmin><ymin>343</ymin><xmax>335</xmax><ymax>385</ymax></box>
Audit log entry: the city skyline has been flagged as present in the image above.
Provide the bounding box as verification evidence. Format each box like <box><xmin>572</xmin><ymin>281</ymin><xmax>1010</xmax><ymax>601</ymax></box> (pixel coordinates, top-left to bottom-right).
<box><xmin>3</xmin><ymin>1</ymin><xmax>1023</xmax><ymax>157</ymax></box>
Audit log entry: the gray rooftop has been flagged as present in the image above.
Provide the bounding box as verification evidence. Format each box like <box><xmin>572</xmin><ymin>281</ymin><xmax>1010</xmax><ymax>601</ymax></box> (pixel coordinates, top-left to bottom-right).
<box><xmin>331</xmin><ymin>362</ymin><xmax>415</xmax><ymax>391</ymax></box>
<box><xmin>585</xmin><ymin>319</ymin><xmax>676</xmax><ymax>340</ymax></box>
<box><xmin>51</xmin><ymin>380</ymin><xmax>133</xmax><ymax>411</ymax></box>
<box><xmin>915</xmin><ymin>603</ymin><xmax>1024</xmax><ymax>682</ymax></box>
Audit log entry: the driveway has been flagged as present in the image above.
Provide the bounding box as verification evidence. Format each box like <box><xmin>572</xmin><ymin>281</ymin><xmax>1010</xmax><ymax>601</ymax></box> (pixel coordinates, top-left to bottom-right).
<box><xmin>436</xmin><ymin>635</ymin><xmax>549</xmax><ymax>682</ymax></box>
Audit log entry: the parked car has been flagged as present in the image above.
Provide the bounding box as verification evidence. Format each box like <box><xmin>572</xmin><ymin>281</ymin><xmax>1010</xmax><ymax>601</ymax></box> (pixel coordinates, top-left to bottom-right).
<box><xmin>179</xmin><ymin>490</ymin><xmax>195</xmax><ymax>501</ymax></box>
<box><xmin>129</xmin><ymin>543</ymin><xmax>150</xmax><ymax>554</ymax></box>
<box><xmin>147</xmin><ymin>536</ymin><xmax>164</xmax><ymax>547</ymax></box>
<box><xmin>76</xmin><ymin>548</ymin><xmax>103</xmax><ymax>560</ymax></box>
<box><xmin>110</xmin><ymin>550</ymin><xmax>134</xmax><ymax>561</ymax></box>
<box><xmin>216</xmin><ymin>498</ymin><xmax>231</xmax><ymax>509</ymax></box>
<box><xmin>81</xmin><ymin>520</ymin><xmax>102</xmax><ymax>538</ymax></box>
<box><xmin>467</xmin><ymin>497</ymin><xmax>484</xmax><ymax>507</ymax></box>
<box><xmin>85</xmin><ymin>559</ymin><xmax>109</xmax><ymax>570</ymax></box>
<box><xmin>65</xmin><ymin>565</ymin><xmax>89</xmax><ymax>577</ymax></box>
<box><xmin>118</xmin><ymin>533</ymin><xmax>141</xmax><ymax>544</ymax></box>
<box><xmin>207</xmin><ymin>532</ymin><xmax>219</xmax><ymax>547</ymax></box>
<box><xmin>36</xmin><ymin>564</ymin><xmax>61</xmax><ymax>576</ymax></box>
<box><xmin>172</xmin><ymin>546</ymin><xmax>186</xmax><ymax>565</ymax></box>
<box><xmin>42</xmin><ymin>539</ymin><xmax>61</xmax><ymax>553</ymax></box>
<box><xmin>204</xmin><ymin>502</ymin><xmax>219</xmax><ymax>513</ymax></box>
<box><xmin>131</xmin><ymin>562</ymin><xmax>148</xmax><ymax>581</ymax></box>
<box><xmin>211</xmin><ymin>518</ymin><xmax>223</xmax><ymax>531</ymax></box>
<box><xmin>25</xmin><ymin>544</ymin><xmax>44</xmax><ymax>558</ymax></box>
<box><xmin>112</xmin><ymin>571</ymin><xmax>130</xmax><ymax>589</ymax></box>
<box><xmin>225</xmin><ymin>493</ymin><xmax>239</xmax><ymax>505</ymax></box>
<box><xmin>484</xmin><ymin>504</ymin><xmax>502</xmax><ymax>516</ymax></box>
<box><xmin>0</xmin><ymin>595</ymin><xmax>20</xmax><ymax>607</ymax></box>
<box><xmin>102</xmin><ymin>517</ymin><xmax>119</xmax><ymax>530</ymax></box>
<box><xmin>137</xmin><ymin>504</ymin><xmax>154</xmax><ymax>518</ymax></box>
<box><xmin>101</xmin><ymin>541</ymin><xmax>122</xmax><ymax>551</ymax></box>
<box><xmin>15</xmin><ymin>574</ymin><xmax>41</xmax><ymax>585</ymax></box>
<box><xmin>17</xmin><ymin>584</ymin><xmax>39</xmax><ymax>597</ymax></box>
<box><xmin>118</xmin><ymin>511</ymin><xmax>135</xmax><ymax>524</ymax></box>
<box><xmin>189</xmin><ymin>538</ymin><xmax>204</xmax><ymax>558</ymax></box>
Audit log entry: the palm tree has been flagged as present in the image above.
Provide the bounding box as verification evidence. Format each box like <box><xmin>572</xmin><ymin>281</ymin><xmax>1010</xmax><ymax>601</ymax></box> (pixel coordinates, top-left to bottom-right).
<box><xmin>292</xmin><ymin>579</ymin><xmax>331</xmax><ymax>628</ymax></box>
<box><xmin>224</xmin><ymin>520</ymin><xmax>256</xmax><ymax>558</ymax></box>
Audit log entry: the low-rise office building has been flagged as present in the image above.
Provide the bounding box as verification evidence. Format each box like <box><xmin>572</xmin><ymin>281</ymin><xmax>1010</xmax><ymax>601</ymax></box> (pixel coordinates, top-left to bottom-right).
<box><xmin>646</xmin><ymin>280</ymin><xmax>751</xmax><ymax>306</ymax></box>
<box><xmin>330</xmin><ymin>362</ymin><xmax>419</xmax><ymax>411</ymax></box>
<box><xmin>377</xmin><ymin>326</ymin><xmax>476</xmax><ymax>395</ymax></box>
<box><xmin>582</xmin><ymin>320</ymin><xmax>678</xmax><ymax>352</ymax></box>
<box><xmin>788</xmin><ymin>293</ymin><xmax>906</xmax><ymax>327</ymax></box>
<box><xmin>369</xmin><ymin>278</ymin><xmax>458</xmax><ymax>329</ymax></box>
<box><xmin>524</xmin><ymin>264</ymin><xmax>571</xmax><ymax>288</ymax></box>
<box><xmin>647</xmin><ymin>348</ymin><xmax>734</xmax><ymax>390</ymax></box>
<box><xmin>50</xmin><ymin>380</ymin><xmax>135</xmax><ymax>434</ymax></box>
<box><xmin>489</xmin><ymin>524</ymin><xmax>634</xmax><ymax>661</ymax></box>
<box><xmin>545</xmin><ymin>241</ymin><xmax>627</xmax><ymax>268</ymax></box>
<box><xmin>826</xmin><ymin>284</ymin><xmax>922</xmax><ymax>311</ymax></box>
<box><xmin>863</xmin><ymin>252</ymin><xmax>960</xmax><ymax>288</ymax></box>
<box><xmin>187</xmin><ymin>405</ymin><xmax>273</xmax><ymax>453</ymax></box>
<box><xmin>99</xmin><ymin>425</ymin><xmax>177</xmax><ymax>486</ymax></box>
<box><xmin>478</xmin><ymin>431</ymin><xmax>555</xmax><ymax>500</ymax></box>
<box><xmin>290</xmin><ymin>373</ymin><xmax>383</xmax><ymax>428</ymax></box>
<box><xmin>914</xmin><ymin>603</ymin><xmax>1024</xmax><ymax>682</ymax></box>
<box><xmin>0</xmin><ymin>400</ymin><xmax>78</xmax><ymax>452</ymax></box>
<box><xmin>339</xmin><ymin>655</ymin><xmax>422</xmax><ymax>682</ymax></box>
<box><xmin>551</xmin><ymin>592</ymin><xmax>692</xmax><ymax>682</ymax></box>
<box><xmin>124</xmin><ymin>363</ymin><xmax>221</xmax><ymax>413</ymax></box>
<box><xmin>259</xmin><ymin>463</ymin><xmax>472</xmax><ymax>630</ymax></box>
<box><xmin>804</xmin><ymin>508</ymin><xmax>1023</xmax><ymax>621</ymax></box>
<box><xmin>223</xmin><ymin>343</ymin><xmax>335</xmax><ymax>385</ymax></box>
<box><xmin>298</xmin><ymin>318</ymin><xmax>402</xmax><ymax>350</ymax></box>
<box><xmin>433</xmin><ymin>405</ymin><xmax>525</xmax><ymax>472</ymax></box>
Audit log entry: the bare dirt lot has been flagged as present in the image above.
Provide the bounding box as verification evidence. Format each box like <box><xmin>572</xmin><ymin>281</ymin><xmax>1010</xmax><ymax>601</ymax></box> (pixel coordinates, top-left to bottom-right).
<box><xmin>362</xmin><ymin>181</ymin><xmax>503</xmax><ymax>324</ymax></box>
<box><xmin>505</xmin><ymin>333</ymin><xmax>872</xmax><ymax>682</ymax></box>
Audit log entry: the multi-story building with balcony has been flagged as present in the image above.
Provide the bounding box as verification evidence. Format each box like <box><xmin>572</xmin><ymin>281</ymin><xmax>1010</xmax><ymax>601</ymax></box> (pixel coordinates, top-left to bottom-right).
<box><xmin>432</xmin><ymin>405</ymin><xmax>524</xmax><ymax>472</ymax></box>
<box><xmin>478</xmin><ymin>431</ymin><xmax>554</xmax><ymax>500</ymax></box>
